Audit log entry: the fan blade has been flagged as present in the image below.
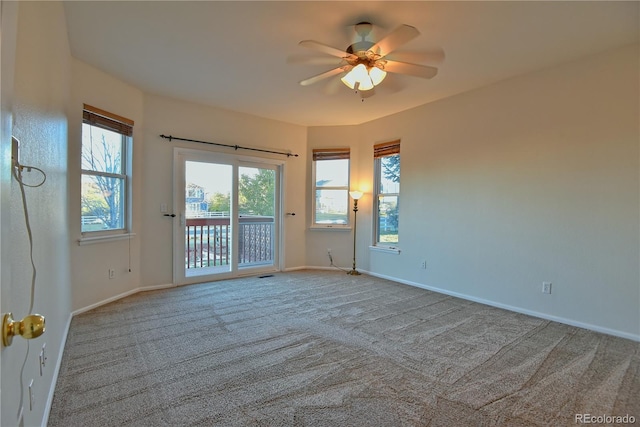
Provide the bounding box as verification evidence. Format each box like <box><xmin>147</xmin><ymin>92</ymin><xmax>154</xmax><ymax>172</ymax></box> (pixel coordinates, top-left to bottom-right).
<box><xmin>385</xmin><ymin>49</ymin><xmax>445</xmax><ymax>64</ymax></box>
<box><xmin>299</xmin><ymin>67</ymin><xmax>347</xmax><ymax>86</ymax></box>
<box><xmin>370</xmin><ymin>24</ymin><xmax>420</xmax><ymax>57</ymax></box>
<box><xmin>299</xmin><ymin>40</ymin><xmax>355</xmax><ymax>60</ymax></box>
<box><xmin>323</xmin><ymin>75</ymin><xmax>346</xmax><ymax>95</ymax></box>
<box><xmin>372</xmin><ymin>73</ymin><xmax>405</xmax><ymax>94</ymax></box>
<box><xmin>287</xmin><ymin>54</ymin><xmax>345</xmax><ymax>65</ymax></box>
<box><xmin>383</xmin><ymin>60</ymin><xmax>438</xmax><ymax>79</ymax></box>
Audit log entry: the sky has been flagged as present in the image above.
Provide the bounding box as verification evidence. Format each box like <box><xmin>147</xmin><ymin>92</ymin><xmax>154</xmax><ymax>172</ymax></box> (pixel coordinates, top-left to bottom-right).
<box><xmin>186</xmin><ymin>161</ymin><xmax>263</xmax><ymax>196</ymax></box>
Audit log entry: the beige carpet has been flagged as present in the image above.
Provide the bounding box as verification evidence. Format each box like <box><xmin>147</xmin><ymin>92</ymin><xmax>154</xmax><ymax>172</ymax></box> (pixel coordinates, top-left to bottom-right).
<box><xmin>48</xmin><ymin>270</ymin><xmax>639</xmax><ymax>426</ymax></box>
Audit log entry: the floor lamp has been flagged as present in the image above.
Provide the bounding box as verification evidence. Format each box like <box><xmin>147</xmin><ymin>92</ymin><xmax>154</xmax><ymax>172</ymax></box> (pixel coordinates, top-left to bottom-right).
<box><xmin>348</xmin><ymin>190</ymin><xmax>363</xmax><ymax>275</ymax></box>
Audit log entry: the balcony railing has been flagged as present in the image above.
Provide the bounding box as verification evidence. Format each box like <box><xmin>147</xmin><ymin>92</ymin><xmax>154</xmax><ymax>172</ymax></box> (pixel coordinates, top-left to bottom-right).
<box><xmin>185</xmin><ymin>216</ymin><xmax>274</xmax><ymax>269</ymax></box>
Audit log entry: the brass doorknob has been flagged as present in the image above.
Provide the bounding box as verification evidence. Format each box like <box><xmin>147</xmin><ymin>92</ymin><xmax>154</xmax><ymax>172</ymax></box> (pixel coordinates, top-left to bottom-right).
<box><xmin>2</xmin><ymin>312</ymin><xmax>45</xmax><ymax>347</ymax></box>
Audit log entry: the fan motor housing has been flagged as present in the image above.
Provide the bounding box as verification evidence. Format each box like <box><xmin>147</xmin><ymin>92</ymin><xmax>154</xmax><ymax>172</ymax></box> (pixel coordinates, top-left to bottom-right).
<box><xmin>347</xmin><ymin>40</ymin><xmax>376</xmax><ymax>56</ymax></box>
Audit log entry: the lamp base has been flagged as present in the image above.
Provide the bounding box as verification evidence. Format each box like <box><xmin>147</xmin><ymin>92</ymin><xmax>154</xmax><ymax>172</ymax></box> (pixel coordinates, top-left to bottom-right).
<box><xmin>347</xmin><ymin>269</ymin><xmax>361</xmax><ymax>276</ymax></box>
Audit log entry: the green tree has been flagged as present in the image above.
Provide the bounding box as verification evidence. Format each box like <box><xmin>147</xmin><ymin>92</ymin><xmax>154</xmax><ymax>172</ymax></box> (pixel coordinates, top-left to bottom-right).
<box><xmin>239</xmin><ymin>169</ymin><xmax>275</xmax><ymax>216</ymax></box>
<box><xmin>383</xmin><ymin>154</ymin><xmax>400</xmax><ymax>183</ymax></box>
<box><xmin>81</xmin><ymin>181</ymin><xmax>109</xmax><ymax>215</ymax></box>
<box><xmin>207</xmin><ymin>192</ymin><xmax>230</xmax><ymax>214</ymax></box>
<box><xmin>381</xmin><ymin>154</ymin><xmax>399</xmax><ymax>232</ymax></box>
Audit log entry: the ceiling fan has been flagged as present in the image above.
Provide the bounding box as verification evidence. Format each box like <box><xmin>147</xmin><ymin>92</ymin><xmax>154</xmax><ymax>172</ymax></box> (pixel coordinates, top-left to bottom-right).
<box><xmin>297</xmin><ymin>22</ymin><xmax>442</xmax><ymax>97</ymax></box>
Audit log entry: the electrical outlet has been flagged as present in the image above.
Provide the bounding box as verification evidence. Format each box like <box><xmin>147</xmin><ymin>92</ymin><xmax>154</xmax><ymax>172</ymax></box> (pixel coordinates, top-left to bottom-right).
<box><xmin>109</xmin><ymin>268</ymin><xmax>115</xmax><ymax>279</ymax></box>
<box><xmin>327</xmin><ymin>248</ymin><xmax>331</xmax><ymax>254</ymax></box>
<box><xmin>542</xmin><ymin>282</ymin><xmax>552</xmax><ymax>294</ymax></box>
<box><xmin>420</xmin><ymin>260</ymin><xmax>427</xmax><ymax>269</ymax></box>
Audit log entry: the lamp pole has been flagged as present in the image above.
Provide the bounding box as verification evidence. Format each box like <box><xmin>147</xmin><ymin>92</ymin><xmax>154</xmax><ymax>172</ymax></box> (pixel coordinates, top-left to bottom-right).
<box><xmin>348</xmin><ymin>191</ymin><xmax>363</xmax><ymax>275</ymax></box>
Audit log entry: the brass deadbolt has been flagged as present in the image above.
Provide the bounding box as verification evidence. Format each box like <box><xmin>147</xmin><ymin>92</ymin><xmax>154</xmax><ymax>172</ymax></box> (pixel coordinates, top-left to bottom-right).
<box><xmin>2</xmin><ymin>312</ymin><xmax>46</xmax><ymax>347</ymax></box>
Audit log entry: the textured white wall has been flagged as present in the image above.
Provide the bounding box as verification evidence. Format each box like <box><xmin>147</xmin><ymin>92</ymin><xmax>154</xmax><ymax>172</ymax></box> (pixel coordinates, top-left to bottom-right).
<box><xmin>140</xmin><ymin>94</ymin><xmax>307</xmax><ymax>287</ymax></box>
<box><xmin>67</xmin><ymin>36</ymin><xmax>308</xmax><ymax>306</ymax></box>
<box><xmin>1</xmin><ymin>2</ymin><xmax>72</xmax><ymax>426</ymax></box>
<box><xmin>308</xmin><ymin>45</ymin><xmax>639</xmax><ymax>339</ymax></box>
<box><xmin>68</xmin><ymin>59</ymin><xmax>144</xmax><ymax>312</ymax></box>
<box><xmin>305</xmin><ymin>125</ymin><xmax>367</xmax><ymax>271</ymax></box>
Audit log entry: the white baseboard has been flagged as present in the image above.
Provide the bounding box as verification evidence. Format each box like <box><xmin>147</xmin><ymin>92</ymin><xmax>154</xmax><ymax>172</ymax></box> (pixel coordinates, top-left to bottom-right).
<box><xmin>283</xmin><ymin>265</ymin><xmax>336</xmax><ymax>272</ymax></box>
<box><xmin>365</xmin><ymin>270</ymin><xmax>640</xmax><ymax>343</ymax></box>
<box><xmin>71</xmin><ymin>283</ymin><xmax>176</xmax><ymax>316</ymax></box>
<box><xmin>41</xmin><ymin>313</ymin><xmax>72</xmax><ymax>427</ymax></box>
<box><xmin>282</xmin><ymin>266</ymin><xmax>308</xmax><ymax>272</ymax></box>
<box><xmin>284</xmin><ymin>265</ymin><xmax>354</xmax><ymax>273</ymax></box>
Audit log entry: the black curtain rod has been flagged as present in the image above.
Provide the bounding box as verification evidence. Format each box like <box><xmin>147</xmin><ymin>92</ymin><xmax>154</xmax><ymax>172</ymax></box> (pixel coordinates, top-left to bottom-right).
<box><xmin>160</xmin><ymin>134</ymin><xmax>298</xmax><ymax>158</ymax></box>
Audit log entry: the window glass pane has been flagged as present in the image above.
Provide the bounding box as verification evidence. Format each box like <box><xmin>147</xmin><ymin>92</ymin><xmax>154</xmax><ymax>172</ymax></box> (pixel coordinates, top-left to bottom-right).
<box><xmin>81</xmin><ymin>123</ymin><xmax>123</xmax><ymax>174</ymax></box>
<box><xmin>81</xmin><ymin>174</ymin><xmax>125</xmax><ymax>232</ymax></box>
<box><xmin>379</xmin><ymin>154</ymin><xmax>400</xmax><ymax>193</ymax></box>
<box><xmin>185</xmin><ymin>161</ymin><xmax>232</xmax><ymax>218</ymax></box>
<box><xmin>239</xmin><ymin>166</ymin><xmax>275</xmax><ymax>217</ymax></box>
<box><xmin>375</xmin><ymin>151</ymin><xmax>400</xmax><ymax>245</ymax></box>
<box><xmin>316</xmin><ymin>159</ymin><xmax>349</xmax><ymax>188</ymax></box>
<box><xmin>377</xmin><ymin>195</ymin><xmax>399</xmax><ymax>243</ymax></box>
<box><xmin>315</xmin><ymin>189</ymin><xmax>348</xmax><ymax>224</ymax></box>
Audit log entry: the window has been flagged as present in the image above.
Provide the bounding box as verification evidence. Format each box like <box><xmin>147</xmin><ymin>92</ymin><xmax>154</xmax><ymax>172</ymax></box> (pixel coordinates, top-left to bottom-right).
<box><xmin>374</xmin><ymin>140</ymin><xmax>400</xmax><ymax>245</ymax></box>
<box><xmin>312</xmin><ymin>148</ymin><xmax>350</xmax><ymax>227</ymax></box>
<box><xmin>81</xmin><ymin>104</ymin><xmax>133</xmax><ymax>234</ymax></box>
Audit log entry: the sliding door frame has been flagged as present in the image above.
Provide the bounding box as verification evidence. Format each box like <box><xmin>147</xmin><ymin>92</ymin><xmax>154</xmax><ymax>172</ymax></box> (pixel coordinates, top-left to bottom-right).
<box><xmin>173</xmin><ymin>147</ymin><xmax>285</xmax><ymax>285</ymax></box>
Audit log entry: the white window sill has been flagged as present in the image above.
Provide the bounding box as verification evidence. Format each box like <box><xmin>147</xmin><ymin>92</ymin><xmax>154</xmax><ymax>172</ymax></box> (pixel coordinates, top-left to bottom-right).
<box><xmin>309</xmin><ymin>225</ymin><xmax>352</xmax><ymax>231</ymax></box>
<box><xmin>78</xmin><ymin>232</ymin><xmax>136</xmax><ymax>246</ymax></box>
<box><xmin>369</xmin><ymin>245</ymin><xmax>401</xmax><ymax>255</ymax></box>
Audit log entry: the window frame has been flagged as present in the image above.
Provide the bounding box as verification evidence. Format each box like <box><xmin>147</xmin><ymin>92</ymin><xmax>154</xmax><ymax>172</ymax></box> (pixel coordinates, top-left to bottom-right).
<box><xmin>311</xmin><ymin>148</ymin><xmax>351</xmax><ymax>229</ymax></box>
<box><xmin>80</xmin><ymin>104</ymin><xmax>133</xmax><ymax>238</ymax></box>
<box><xmin>373</xmin><ymin>140</ymin><xmax>400</xmax><ymax>247</ymax></box>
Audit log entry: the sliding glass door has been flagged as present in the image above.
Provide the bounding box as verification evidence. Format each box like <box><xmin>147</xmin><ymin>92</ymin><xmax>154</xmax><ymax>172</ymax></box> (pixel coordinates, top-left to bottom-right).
<box><xmin>173</xmin><ymin>149</ymin><xmax>281</xmax><ymax>285</ymax></box>
<box><xmin>237</xmin><ymin>165</ymin><xmax>277</xmax><ymax>269</ymax></box>
<box><xmin>183</xmin><ymin>160</ymin><xmax>232</xmax><ymax>277</ymax></box>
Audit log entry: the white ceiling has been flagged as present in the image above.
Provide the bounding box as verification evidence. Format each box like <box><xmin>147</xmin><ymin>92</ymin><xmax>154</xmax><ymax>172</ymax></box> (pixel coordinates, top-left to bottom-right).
<box><xmin>63</xmin><ymin>1</ymin><xmax>638</xmax><ymax>127</ymax></box>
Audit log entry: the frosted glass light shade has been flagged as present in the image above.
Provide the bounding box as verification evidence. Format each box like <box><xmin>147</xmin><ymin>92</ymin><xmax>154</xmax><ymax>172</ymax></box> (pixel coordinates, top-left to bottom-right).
<box><xmin>341</xmin><ymin>64</ymin><xmax>377</xmax><ymax>91</ymax></box>
<box><xmin>369</xmin><ymin>67</ymin><xmax>387</xmax><ymax>86</ymax></box>
<box><xmin>349</xmin><ymin>190</ymin><xmax>363</xmax><ymax>200</ymax></box>
<box><xmin>340</xmin><ymin>68</ymin><xmax>359</xmax><ymax>90</ymax></box>
<box><xmin>351</xmin><ymin>64</ymin><xmax>368</xmax><ymax>82</ymax></box>
<box><xmin>357</xmin><ymin>76</ymin><xmax>374</xmax><ymax>91</ymax></box>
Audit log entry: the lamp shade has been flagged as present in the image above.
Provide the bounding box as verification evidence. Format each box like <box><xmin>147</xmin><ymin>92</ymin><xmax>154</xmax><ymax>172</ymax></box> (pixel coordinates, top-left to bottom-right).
<box><xmin>349</xmin><ymin>190</ymin><xmax>363</xmax><ymax>200</ymax></box>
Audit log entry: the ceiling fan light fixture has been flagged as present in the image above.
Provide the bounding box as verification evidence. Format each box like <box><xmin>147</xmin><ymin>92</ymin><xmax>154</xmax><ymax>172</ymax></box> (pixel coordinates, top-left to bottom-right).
<box><xmin>357</xmin><ymin>75</ymin><xmax>374</xmax><ymax>91</ymax></box>
<box><xmin>298</xmin><ymin>22</ymin><xmax>440</xmax><ymax>95</ymax></box>
<box><xmin>340</xmin><ymin>67</ymin><xmax>360</xmax><ymax>90</ymax></box>
<box><xmin>341</xmin><ymin>63</ymin><xmax>381</xmax><ymax>91</ymax></box>
<box><xmin>369</xmin><ymin>67</ymin><xmax>387</xmax><ymax>86</ymax></box>
<box><xmin>352</xmin><ymin>63</ymin><xmax>370</xmax><ymax>84</ymax></box>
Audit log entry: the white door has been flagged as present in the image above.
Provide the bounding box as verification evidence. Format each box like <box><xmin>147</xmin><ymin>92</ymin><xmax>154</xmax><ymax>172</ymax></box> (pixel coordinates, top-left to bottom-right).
<box><xmin>173</xmin><ymin>149</ymin><xmax>282</xmax><ymax>285</ymax></box>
